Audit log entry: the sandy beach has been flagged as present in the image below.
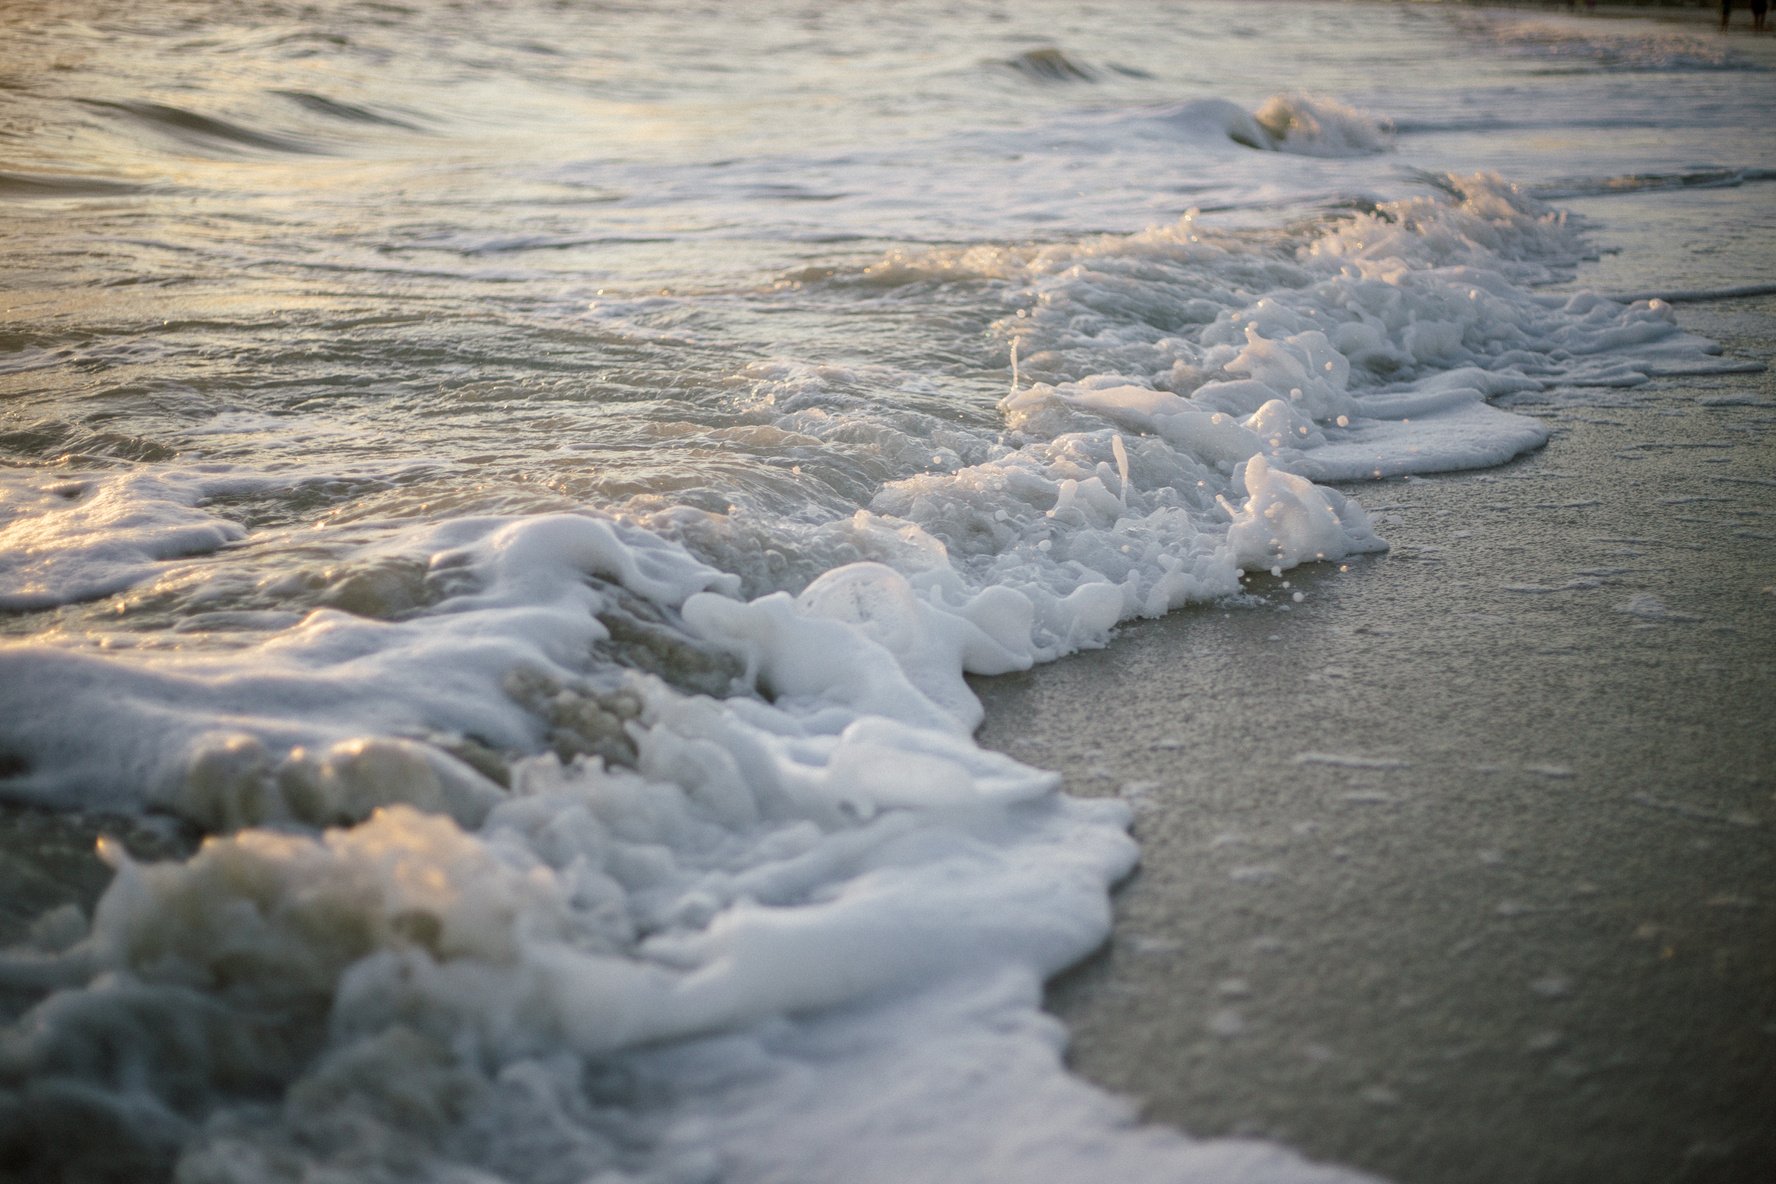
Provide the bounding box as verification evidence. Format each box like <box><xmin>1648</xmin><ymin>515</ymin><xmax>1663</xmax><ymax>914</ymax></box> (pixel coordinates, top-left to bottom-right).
<box><xmin>981</xmin><ymin>191</ymin><xmax>1776</xmax><ymax>1182</ymax></box>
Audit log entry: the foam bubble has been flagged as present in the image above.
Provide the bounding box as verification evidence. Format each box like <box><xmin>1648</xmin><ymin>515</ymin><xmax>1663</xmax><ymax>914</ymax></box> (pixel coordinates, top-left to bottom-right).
<box><xmin>0</xmin><ymin>470</ymin><xmax>247</xmax><ymax>610</ymax></box>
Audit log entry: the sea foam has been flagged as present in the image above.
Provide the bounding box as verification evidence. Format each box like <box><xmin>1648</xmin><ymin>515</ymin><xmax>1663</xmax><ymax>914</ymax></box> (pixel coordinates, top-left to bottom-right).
<box><xmin>0</xmin><ymin>166</ymin><xmax>1734</xmax><ymax>1184</ymax></box>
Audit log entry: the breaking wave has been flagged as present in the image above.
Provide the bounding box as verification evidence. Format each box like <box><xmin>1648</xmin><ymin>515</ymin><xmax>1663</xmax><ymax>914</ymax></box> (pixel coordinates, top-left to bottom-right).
<box><xmin>0</xmin><ymin>163</ymin><xmax>1738</xmax><ymax>1182</ymax></box>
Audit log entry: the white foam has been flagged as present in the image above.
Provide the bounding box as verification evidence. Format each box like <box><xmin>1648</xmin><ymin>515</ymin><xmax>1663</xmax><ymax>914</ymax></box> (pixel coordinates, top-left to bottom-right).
<box><xmin>0</xmin><ymin>512</ymin><xmax>735</xmax><ymax>820</ymax></box>
<box><xmin>0</xmin><ymin>469</ymin><xmax>247</xmax><ymax>610</ymax></box>
<box><xmin>1255</xmin><ymin>93</ymin><xmax>1395</xmax><ymax>158</ymax></box>
<box><xmin>0</xmin><ymin>171</ymin><xmax>1740</xmax><ymax>1184</ymax></box>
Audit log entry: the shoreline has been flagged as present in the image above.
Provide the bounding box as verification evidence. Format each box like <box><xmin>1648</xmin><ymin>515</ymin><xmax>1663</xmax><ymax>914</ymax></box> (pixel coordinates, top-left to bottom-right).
<box><xmin>1</xmin><ymin>5</ymin><xmax>1770</xmax><ymax>1178</ymax></box>
<box><xmin>978</xmin><ymin>202</ymin><xmax>1776</xmax><ymax>1180</ymax></box>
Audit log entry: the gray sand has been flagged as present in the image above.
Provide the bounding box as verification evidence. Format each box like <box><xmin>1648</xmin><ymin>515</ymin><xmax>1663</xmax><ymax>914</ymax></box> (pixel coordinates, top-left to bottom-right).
<box><xmin>977</xmin><ymin>202</ymin><xmax>1776</xmax><ymax>1182</ymax></box>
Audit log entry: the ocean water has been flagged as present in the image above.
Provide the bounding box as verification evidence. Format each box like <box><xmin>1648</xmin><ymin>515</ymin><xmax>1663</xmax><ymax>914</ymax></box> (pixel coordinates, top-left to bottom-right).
<box><xmin>0</xmin><ymin>2</ymin><xmax>1769</xmax><ymax>1181</ymax></box>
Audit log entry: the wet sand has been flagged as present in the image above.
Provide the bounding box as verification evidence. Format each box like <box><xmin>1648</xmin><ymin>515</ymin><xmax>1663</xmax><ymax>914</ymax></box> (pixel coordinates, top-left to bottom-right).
<box><xmin>980</xmin><ymin>194</ymin><xmax>1776</xmax><ymax>1183</ymax></box>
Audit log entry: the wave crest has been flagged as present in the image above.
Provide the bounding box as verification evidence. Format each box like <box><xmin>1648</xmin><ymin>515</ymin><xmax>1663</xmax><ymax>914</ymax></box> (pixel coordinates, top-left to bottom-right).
<box><xmin>1254</xmin><ymin>92</ymin><xmax>1395</xmax><ymax>157</ymax></box>
<box><xmin>996</xmin><ymin>46</ymin><xmax>1099</xmax><ymax>84</ymax></box>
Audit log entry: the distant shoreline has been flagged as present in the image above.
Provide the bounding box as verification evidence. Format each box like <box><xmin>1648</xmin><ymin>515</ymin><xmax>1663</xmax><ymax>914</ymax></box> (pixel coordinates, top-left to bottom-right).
<box><xmin>1434</xmin><ymin>1</ymin><xmax>1776</xmax><ymax>56</ymax></box>
<box><xmin>1441</xmin><ymin>0</ymin><xmax>1771</xmax><ymax>26</ymax></box>
<box><xmin>1440</xmin><ymin>0</ymin><xmax>1708</xmax><ymax>9</ymax></box>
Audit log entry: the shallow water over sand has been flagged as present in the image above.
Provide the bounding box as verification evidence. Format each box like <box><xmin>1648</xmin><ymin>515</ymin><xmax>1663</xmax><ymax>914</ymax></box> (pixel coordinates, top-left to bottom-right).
<box><xmin>984</xmin><ymin>286</ymin><xmax>1776</xmax><ymax>1184</ymax></box>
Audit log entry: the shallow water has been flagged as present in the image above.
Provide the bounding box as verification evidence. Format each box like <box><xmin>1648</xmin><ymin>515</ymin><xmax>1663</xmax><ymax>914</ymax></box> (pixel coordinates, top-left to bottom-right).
<box><xmin>1</xmin><ymin>2</ymin><xmax>1771</xmax><ymax>1181</ymax></box>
